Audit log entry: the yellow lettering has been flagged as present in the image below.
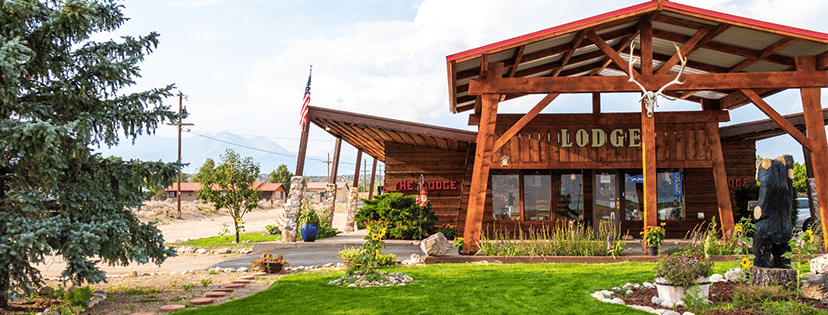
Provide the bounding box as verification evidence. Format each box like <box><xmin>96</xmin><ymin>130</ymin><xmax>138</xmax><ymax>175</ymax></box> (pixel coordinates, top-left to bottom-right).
<box><xmin>575</xmin><ymin>129</ymin><xmax>589</xmax><ymax>147</ymax></box>
<box><xmin>630</xmin><ymin>129</ymin><xmax>641</xmax><ymax>147</ymax></box>
<box><xmin>592</xmin><ymin>129</ymin><xmax>606</xmax><ymax>147</ymax></box>
<box><xmin>609</xmin><ymin>129</ymin><xmax>624</xmax><ymax>147</ymax></box>
<box><xmin>561</xmin><ymin>129</ymin><xmax>572</xmax><ymax>147</ymax></box>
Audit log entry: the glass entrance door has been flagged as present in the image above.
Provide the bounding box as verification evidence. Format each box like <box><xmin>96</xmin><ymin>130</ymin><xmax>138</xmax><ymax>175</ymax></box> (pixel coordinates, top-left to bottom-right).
<box><xmin>593</xmin><ymin>172</ymin><xmax>620</xmax><ymax>235</ymax></box>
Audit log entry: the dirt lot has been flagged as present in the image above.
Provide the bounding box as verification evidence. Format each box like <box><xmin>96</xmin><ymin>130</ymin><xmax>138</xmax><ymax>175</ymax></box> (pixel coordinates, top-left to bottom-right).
<box><xmin>12</xmin><ymin>200</ymin><xmax>352</xmax><ymax>315</ymax></box>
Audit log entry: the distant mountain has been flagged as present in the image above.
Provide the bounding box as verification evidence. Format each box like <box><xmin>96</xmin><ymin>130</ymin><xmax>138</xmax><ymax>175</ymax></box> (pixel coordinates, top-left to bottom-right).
<box><xmin>92</xmin><ymin>131</ymin><xmax>333</xmax><ymax>175</ymax></box>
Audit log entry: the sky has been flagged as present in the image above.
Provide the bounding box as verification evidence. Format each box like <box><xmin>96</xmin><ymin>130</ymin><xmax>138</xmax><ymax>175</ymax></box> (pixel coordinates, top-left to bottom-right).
<box><xmin>96</xmin><ymin>0</ymin><xmax>828</xmax><ymax>175</ymax></box>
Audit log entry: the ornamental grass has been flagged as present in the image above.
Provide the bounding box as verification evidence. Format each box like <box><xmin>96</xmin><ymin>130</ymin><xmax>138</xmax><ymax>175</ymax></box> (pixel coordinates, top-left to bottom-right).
<box><xmin>477</xmin><ymin>219</ymin><xmax>626</xmax><ymax>256</ymax></box>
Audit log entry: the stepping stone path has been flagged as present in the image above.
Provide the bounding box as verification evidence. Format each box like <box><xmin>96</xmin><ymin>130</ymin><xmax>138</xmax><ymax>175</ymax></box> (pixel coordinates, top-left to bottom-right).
<box><xmin>190</xmin><ymin>297</ymin><xmax>215</xmax><ymax>305</ymax></box>
<box><xmin>205</xmin><ymin>291</ymin><xmax>228</xmax><ymax>298</ymax></box>
<box><xmin>152</xmin><ymin>271</ymin><xmax>263</xmax><ymax>313</ymax></box>
<box><xmin>159</xmin><ymin>304</ymin><xmax>186</xmax><ymax>312</ymax></box>
<box><xmin>129</xmin><ymin>313</ymin><xmax>155</xmax><ymax>315</ymax></box>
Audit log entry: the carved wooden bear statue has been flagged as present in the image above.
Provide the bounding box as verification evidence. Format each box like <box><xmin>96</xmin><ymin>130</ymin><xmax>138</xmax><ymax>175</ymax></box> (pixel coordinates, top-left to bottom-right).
<box><xmin>752</xmin><ymin>155</ymin><xmax>794</xmax><ymax>268</ymax></box>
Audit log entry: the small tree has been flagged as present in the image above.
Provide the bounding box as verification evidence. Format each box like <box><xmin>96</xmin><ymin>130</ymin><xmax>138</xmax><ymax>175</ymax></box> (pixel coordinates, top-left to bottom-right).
<box><xmin>192</xmin><ymin>158</ymin><xmax>215</xmax><ymax>183</ymax></box>
<box><xmin>269</xmin><ymin>164</ymin><xmax>293</xmax><ymax>192</ymax></box>
<box><xmin>196</xmin><ymin>149</ymin><xmax>260</xmax><ymax>243</ymax></box>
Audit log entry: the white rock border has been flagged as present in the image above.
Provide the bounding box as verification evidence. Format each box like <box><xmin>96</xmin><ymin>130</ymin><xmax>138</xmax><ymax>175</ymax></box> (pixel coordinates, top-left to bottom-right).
<box><xmin>590</xmin><ymin>268</ymin><xmax>745</xmax><ymax>315</ymax></box>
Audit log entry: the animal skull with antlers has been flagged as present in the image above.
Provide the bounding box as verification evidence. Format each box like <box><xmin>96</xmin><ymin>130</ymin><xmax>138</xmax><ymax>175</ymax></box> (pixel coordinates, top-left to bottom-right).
<box><xmin>628</xmin><ymin>42</ymin><xmax>688</xmax><ymax>117</ymax></box>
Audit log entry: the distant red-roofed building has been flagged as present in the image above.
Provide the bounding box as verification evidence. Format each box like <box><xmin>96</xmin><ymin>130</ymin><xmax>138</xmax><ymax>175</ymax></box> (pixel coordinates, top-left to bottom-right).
<box><xmin>305</xmin><ymin>181</ymin><xmax>348</xmax><ymax>203</ymax></box>
<box><xmin>165</xmin><ymin>182</ymin><xmax>286</xmax><ymax>203</ymax></box>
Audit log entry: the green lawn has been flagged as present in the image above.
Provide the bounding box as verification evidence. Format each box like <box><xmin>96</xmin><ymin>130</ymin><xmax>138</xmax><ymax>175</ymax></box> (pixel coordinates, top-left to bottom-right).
<box><xmin>166</xmin><ymin>231</ymin><xmax>281</xmax><ymax>250</ymax></box>
<box><xmin>173</xmin><ymin>262</ymin><xmax>737</xmax><ymax>315</ymax></box>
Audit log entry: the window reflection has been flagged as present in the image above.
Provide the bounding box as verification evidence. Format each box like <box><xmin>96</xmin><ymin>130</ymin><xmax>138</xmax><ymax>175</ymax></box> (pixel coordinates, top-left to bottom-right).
<box><xmin>657</xmin><ymin>170</ymin><xmax>684</xmax><ymax>220</ymax></box>
<box><xmin>557</xmin><ymin>172</ymin><xmax>584</xmax><ymax>219</ymax></box>
<box><xmin>524</xmin><ymin>173</ymin><xmax>551</xmax><ymax>220</ymax></box>
<box><xmin>624</xmin><ymin>172</ymin><xmax>644</xmax><ymax>220</ymax></box>
<box><xmin>492</xmin><ymin>174</ymin><xmax>519</xmax><ymax>220</ymax></box>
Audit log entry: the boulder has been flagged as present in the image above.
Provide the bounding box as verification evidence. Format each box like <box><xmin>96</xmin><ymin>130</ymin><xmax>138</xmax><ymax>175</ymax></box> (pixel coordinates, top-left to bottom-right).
<box><xmin>811</xmin><ymin>254</ymin><xmax>828</xmax><ymax>275</ymax></box>
<box><xmin>724</xmin><ymin>268</ymin><xmax>744</xmax><ymax>282</ymax></box>
<box><xmin>802</xmin><ymin>273</ymin><xmax>828</xmax><ymax>303</ymax></box>
<box><xmin>420</xmin><ymin>232</ymin><xmax>451</xmax><ymax>256</ymax></box>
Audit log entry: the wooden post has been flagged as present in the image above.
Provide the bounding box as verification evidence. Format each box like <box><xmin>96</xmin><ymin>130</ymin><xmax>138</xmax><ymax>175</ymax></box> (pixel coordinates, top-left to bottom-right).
<box><xmin>641</xmin><ymin>103</ymin><xmax>657</xmax><ymax>228</ymax></box>
<box><xmin>330</xmin><ymin>137</ymin><xmax>342</xmax><ymax>184</ymax></box>
<box><xmin>352</xmin><ymin>149</ymin><xmax>362</xmax><ymax>189</ymax></box>
<box><xmin>640</xmin><ymin>21</ymin><xmax>657</xmax><ymax>229</ymax></box>
<box><xmin>592</xmin><ymin>92</ymin><xmax>601</xmax><ymax>114</ymax></box>
<box><xmin>368</xmin><ymin>158</ymin><xmax>378</xmax><ymax>200</ymax></box>
<box><xmin>706</xmin><ymin>121</ymin><xmax>736</xmax><ymax>239</ymax></box>
<box><xmin>796</xmin><ymin>55</ymin><xmax>828</xmax><ymax>251</ymax></box>
<box><xmin>295</xmin><ymin>122</ymin><xmax>310</xmax><ymax>176</ymax></box>
<box><xmin>462</xmin><ymin>63</ymin><xmax>503</xmax><ymax>254</ymax></box>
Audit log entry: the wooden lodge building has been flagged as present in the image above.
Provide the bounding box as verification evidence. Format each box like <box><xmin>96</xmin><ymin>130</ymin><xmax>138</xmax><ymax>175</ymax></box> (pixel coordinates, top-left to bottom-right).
<box><xmin>294</xmin><ymin>0</ymin><xmax>828</xmax><ymax>254</ymax></box>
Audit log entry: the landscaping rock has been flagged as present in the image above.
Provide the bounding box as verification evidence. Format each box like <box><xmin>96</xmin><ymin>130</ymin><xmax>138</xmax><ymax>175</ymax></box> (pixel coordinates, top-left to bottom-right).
<box><xmin>190</xmin><ymin>297</ymin><xmax>214</xmax><ymax>305</ymax></box>
<box><xmin>223</xmin><ymin>267</ymin><xmax>235</xmax><ymax>273</ymax></box>
<box><xmin>802</xmin><ymin>273</ymin><xmax>828</xmax><ymax>303</ymax></box>
<box><xmin>651</xmin><ymin>296</ymin><xmax>662</xmax><ymax>305</ymax></box>
<box><xmin>643</xmin><ymin>282</ymin><xmax>655</xmax><ymax>289</ymax></box>
<box><xmin>812</xmin><ymin>254</ymin><xmax>828</xmax><ymax>275</ymax></box>
<box><xmin>237</xmin><ymin>267</ymin><xmax>249</xmax><ymax>272</ymax></box>
<box><xmin>724</xmin><ymin>268</ymin><xmax>743</xmax><ymax>281</ymax></box>
<box><xmin>38</xmin><ymin>286</ymin><xmax>54</xmax><ymax>296</ymax></box>
<box><xmin>205</xmin><ymin>291</ymin><xmax>227</xmax><ymax>298</ymax></box>
<box><xmin>196</xmin><ymin>248</ymin><xmax>207</xmax><ymax>254</ymax></box>
<box><xmin>420</xmin><ymin>232</ymin><xmax>451</xmax><ymax>256</ymax></box>
<box><xmin>610</xmin><ymin>297</ymin><xmax>624</xmax><ymax>304</ymax></box>
<box><xmin>622</xmin><ymin>283</ymin><xmax>634</xmax><ymax>290</ymax></box>
<box><xmin>591</xmin><ymin>291</ymin><xmax>605</xmax><ymax>300</ymax></box>
<box><xmin>709</xmin><ymin>274</ymin><xmax>724</xmax><ymax>283</ymax></box>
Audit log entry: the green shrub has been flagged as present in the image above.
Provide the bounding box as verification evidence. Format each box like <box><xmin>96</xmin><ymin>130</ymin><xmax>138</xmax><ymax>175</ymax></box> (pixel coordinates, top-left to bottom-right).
<box><xmin>356</xmin><ymin>193</ymin><xmax>437</xmax><ymax>240</ymax></box>
<box><xmin>63</xmin><ymin>286</ymin><xmax>93</xmax><ymax>307</ymax></box>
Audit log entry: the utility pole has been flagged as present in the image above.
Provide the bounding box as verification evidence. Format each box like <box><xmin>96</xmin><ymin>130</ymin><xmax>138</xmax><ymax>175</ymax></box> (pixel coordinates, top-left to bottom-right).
<box><xmin>323</xmin><ymin>153</ymin><xmax>333</xmax><ymax>182</ymax></box>
<box><xmin>167</xmin><ymin>92</ymin><xmax>193</xmax><ymax>218</ymax></box>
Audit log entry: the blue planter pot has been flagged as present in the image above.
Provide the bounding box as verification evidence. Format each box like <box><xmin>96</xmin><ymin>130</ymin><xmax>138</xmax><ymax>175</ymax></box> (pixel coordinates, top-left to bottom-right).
<box><xmin>300</xmin><ymin>222</ymin><xmax>319</xmax><ymax>242</ymax></box>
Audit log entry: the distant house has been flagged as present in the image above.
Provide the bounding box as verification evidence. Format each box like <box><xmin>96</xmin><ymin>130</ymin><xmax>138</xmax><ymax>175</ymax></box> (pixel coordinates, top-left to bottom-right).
<box><xmin>165</xmin><ymin>182</ymin><xmax>287</xmax><ymax>203</ymax></box>
<box><xmin>305</xmin><ymin>181</ymin><xmax>348</xmax><ymax>203</ymax></box>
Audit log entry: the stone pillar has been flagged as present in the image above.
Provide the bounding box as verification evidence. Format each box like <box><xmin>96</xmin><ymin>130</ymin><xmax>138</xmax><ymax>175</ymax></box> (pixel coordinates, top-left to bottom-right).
<box><xmin>324</xmin><ymin>183</ymin><xmax>337</xmax><ymax>227</ymax></box>
<box><xmin>345</xmin><ymin>187</ymin><xmax>359</xmax><ymax>232</ymax></box>
<box><xmin>280</xmin><ymin>176</ymin><xmax>305</xmax><ymax>242</ymax></box>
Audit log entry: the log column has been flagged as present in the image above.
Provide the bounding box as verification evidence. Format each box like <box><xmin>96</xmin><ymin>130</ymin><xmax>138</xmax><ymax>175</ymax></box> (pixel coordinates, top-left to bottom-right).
<box><xmin>640</xmin><ymin>21</ymin><xmax>657</xmax><ymax>228</ymax></box>
<box><xmin>796</xmin><ymin>55</ymin><xmax>828</xmax><ymax>251</ymax></box>
<box><xmin>706</xmin><ymin>121</ymin><xmax>735</xmax><ymax>238</ymax></box>
<box><xmin>462</xmin><ymin>63</ymin><xmax>503</xmax><ymax>254</ymax></box>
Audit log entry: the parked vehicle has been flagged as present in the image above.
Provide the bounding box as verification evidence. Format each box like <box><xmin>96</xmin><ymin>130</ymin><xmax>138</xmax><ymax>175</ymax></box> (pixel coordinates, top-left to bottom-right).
<box><xmin>796</xmin><ymin>197</ymin><xmax>813</xmax><ymax>232</ymax></box>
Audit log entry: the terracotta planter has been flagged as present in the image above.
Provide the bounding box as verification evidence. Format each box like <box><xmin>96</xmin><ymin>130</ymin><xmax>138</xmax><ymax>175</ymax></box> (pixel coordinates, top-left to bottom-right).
<box><xmin>654</xmin><ymin>277</ymin><xmax>710</xmax><ymax>305</ymax></box>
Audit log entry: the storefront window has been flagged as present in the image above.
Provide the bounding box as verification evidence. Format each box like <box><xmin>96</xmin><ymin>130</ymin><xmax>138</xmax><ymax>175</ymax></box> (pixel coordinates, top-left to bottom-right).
<box><xmin>492</xmin><ymin>174</ymin><xmax>519</xmax><ymax>220</ymax></box>
<box><xmin>624</xmin><ymin>169</ymin><xmax>685</xmax><ymax>220</ymax></box>
<box><xmin>524</xmin><ymin>173</ymin><xmax>551</xmax><ymax>220</ymax></box>
<box><xmin>557</xmin><ymin>172</ymin><xmax>584</xmax><ymax>219</ymax></box>
<box><xmin>657</xmin><ymin>170</ymin><xmax>685</xmax><ymax>220</ymax></box>
<box><xmin>624</xmin><ymin>172</ymin><xmax>644</xmax><ymax>220</ymax></box>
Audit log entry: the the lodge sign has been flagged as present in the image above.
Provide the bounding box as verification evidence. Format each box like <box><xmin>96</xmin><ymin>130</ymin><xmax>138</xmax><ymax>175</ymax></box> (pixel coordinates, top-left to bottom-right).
<box><xmin>392</xmin><ymin>181</ymin><xmax>458</xmax><ymax>191</ymax></box>
<box><xmin>561</xmin><ymin>128</ymin><xmax>641</xmax><ymax>148</ymax></box>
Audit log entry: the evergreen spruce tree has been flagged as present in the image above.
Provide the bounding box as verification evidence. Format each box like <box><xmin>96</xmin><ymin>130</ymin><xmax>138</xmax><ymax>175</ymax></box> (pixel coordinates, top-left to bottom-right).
<box><xmin>0</xmin><ymin>0</ymin><xmax>180</xmax><ymax>306</ymax></box>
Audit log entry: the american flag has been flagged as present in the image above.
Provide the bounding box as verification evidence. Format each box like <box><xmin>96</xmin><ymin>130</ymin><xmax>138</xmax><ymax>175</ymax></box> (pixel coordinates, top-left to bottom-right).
<box><xmin>299</xmin><ymin>66</ymin><xmax>312</xmax><ymax>127</ymax></box>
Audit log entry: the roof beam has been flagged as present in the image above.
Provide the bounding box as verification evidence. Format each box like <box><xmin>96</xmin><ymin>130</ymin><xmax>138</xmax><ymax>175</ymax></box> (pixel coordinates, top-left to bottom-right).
<box><xmin>651</xmin><ymin>29</ymin><xmax>795</xmax><ymax>67</ymax></box>
<box><xmin>492</xmin><ymin>93</ymin><xmax>559</xmax><ymax>152</ymax></box>
<box><xmin>468</xmin><ymin>71</ymin><xmax>827</xmax><ymax>94</ymax></box>
<box><xmin>586</xmin><ymin>29</ymin><xmax>639</xmax><ymax>77</ymax></box>
<box><xmin>553</xmin><ymin>30</ymin><xmax>587</xmax><ymax>77</ymax></box>
<box><xmin>740</xmin><ymin>89</ymin><xmax>815</xmax><ymax>152</ymax></box>
<box><xmin>728</xmin><ymin>38</ymin><xmax>798</xmax><ymax>73</ymax></box>
<box><xmin>654</xmin><ymin>26</ymin><xmax>710</xmax><ymax>75</ymax></box>
<box><xmin>816</xmin><ymin>50</ymin><xmax>828</xmax><ymax>70</ymax></box>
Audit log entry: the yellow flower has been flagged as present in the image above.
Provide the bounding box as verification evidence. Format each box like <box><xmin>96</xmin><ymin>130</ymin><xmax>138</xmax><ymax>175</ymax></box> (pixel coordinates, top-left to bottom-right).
<box><xmin>740</xmin><ymin>256</ymin><xmax>751</xmax><ymax>269</ymax></box>
<box><xmin>372</xmin><ymin>233</ymin><xmax>380</xmax><ymax>241</ymax></box>
<box><xmin>235</xmin><ymin>217</ymin><xmax>242</xmax><ymax>225</ymax></box>
<box><xmin>734</xmin><ymin>225</ymin><xmax>743</xmax><ymax>233</ymax></box>
<box><xmin>366</xmin><ymin>226</ymin><xmax>371</xmax><ymax>234</ymax></box>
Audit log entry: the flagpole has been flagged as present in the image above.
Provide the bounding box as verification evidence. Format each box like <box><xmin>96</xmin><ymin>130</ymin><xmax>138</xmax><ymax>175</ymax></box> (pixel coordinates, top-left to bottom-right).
<box><xmin>296</xmin><ymin>65</ymin><xmax>312</xmax><ymax>176</ymax></box>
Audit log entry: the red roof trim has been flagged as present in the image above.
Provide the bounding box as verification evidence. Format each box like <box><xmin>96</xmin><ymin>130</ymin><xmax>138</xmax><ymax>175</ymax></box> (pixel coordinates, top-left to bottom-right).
<box><xmin>445</xmin><ymin>1</ymin><xmax>657</xmax><ymax>62</ymax></box>
<box><xmin>663</xmin><ymin>2</ymin><xmax>828</xmax><ymax>41</ymax></box>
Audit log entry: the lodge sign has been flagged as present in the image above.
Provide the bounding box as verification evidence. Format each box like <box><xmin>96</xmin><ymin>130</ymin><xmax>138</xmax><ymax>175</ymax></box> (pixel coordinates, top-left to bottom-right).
<box><xmin>561</xmin><ymin>128</ymin><xmax>641</xmax><ymax>148</ymax></box>
<box><xmin>392</xmin><ymin>181</ymin><xmax>457</xmax><ymax>191</ymax></box>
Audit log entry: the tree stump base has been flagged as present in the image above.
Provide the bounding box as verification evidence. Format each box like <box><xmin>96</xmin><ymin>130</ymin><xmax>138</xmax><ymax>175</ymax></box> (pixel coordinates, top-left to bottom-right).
<box><xmin>750</xmin><ymin>266</ymin><xmax>797</xmax><ymax>289</ymax></box>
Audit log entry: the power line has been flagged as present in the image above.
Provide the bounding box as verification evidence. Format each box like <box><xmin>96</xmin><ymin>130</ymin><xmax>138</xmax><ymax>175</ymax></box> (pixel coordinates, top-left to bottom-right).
<box><xmin>189</xmin><ymin>126</ymin><xmax>333</xmax><ymax>143</ymax></box>
<box><xmin>186</xmin><ymin>129</ymin><xmax>355</xmax><ymax>165</ymax></box>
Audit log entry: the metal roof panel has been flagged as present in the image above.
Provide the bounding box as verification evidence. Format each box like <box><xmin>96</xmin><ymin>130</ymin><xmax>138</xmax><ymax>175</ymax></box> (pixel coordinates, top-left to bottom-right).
<box><xmin>714</xmin><ymin>27</ymin><xmax>786</xmax><ymax>51</ymax></box>
<box><xmin>776</xmin><ymin>40</ymin><xmax>828</xmax><ymax>57</ymax></box>
<box><xmin>524</xmin><ymin>33</ymin><xmax>575</xmax><ymax>55</ymax></box>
